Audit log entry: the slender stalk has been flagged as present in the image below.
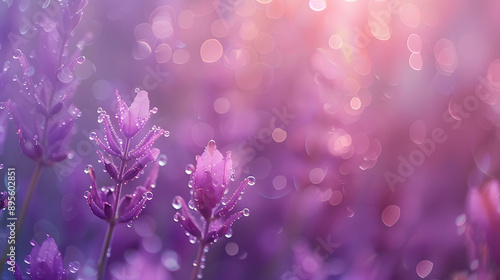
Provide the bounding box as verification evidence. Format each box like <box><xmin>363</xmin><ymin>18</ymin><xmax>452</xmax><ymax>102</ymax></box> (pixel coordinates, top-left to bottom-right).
<box><xmin>190</xmin><ymin>219</ymin><xmax>210</xmax><ymax>280</ymax></box>
<box><xmin>96</xmin><ymin>138</ymin><xmax>131</xmax><ymax>280</ymax></box>
<box><xmin>0</xmin><ymin>162</ymin><xmax>44</xmax><ymax>272</ymax></box>
<box><xmin>190</xmin><ymin>241</ymin><xmax>206</xmax><ymax>280</ymax></box>
<box><xmin>96</xmin><ymin>222</ymin><xmax>115</xmax><ymax>280</ymax></box>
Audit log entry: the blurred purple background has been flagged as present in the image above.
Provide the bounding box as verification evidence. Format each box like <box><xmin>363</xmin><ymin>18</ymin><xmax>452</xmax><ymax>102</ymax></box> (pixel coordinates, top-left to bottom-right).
<box><xmin>2</xmin><ymin>0</ymin><xmax>500</xmax><ymax>279</ymax></box>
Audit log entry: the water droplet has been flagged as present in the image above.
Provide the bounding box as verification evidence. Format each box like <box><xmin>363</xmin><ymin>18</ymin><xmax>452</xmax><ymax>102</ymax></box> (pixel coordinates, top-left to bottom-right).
<box><xmin>106</xmin><ymin>248</ymin><xmax>111</xmax><ymax>258</ymax></box>
<box><xmin>242</xmin><ymin>208</ymin><xmax>250</xmax><ymax>217</ymax></box>
<box><xmin>0</xmin><ymin>164</ymin><xmax>3</xmax><ymax>170</ymax></box>
<box><xmin>13</xmin><ymin>49</ymin><xmax>21</xmax><ymax>59</ymax></box>
<box><xmin>158</xmin><ymin>154</ymin><xmax>167</xmax><ymax>166</ymax></box>
<box><xmin>84</xmin><ymin>164</ymin><xmax>93</xmax><ymax>174</ymax></box>
<box><xmin>68</xmin><ymin>261</ymin><xmax>80</xmax><ymax>273</ymax></box>
<box><xmin>173</xmin><ymin>212</ymin><xmax>181</xmax><ymax>222</ymax></box>
<box><xmin>143</xmin><ymin>191</ymin><xmax>153</xmax><ymax>200</ymax></box>
<box><xmin>57</xmin><ymin>68</ymin><xmax>73</xmax><ymax>83</ymax></box>
<box><xmin>225</xmin><ymin>228</ymin><xmax>233</xmax><ymax>238</ymax></box>
<box><xmin>164</xmin><ymin>130</ymin><xmax>170</xmax><ymax>137</ymax></box>
<box><xmin>83</xmin><ymin>191</ymin><xmax>90</xmax><ymax>199</ymax></box>
<box><xmin>24</xmin><ymin>255</ymin><xmax>31</xmax><ymax>264</ymax></box>
<box><xmin>150</xmin><ymin>184</ymin><xmax>156</xmax><ymax>189</ymax></box>
<box><xmin>76</xmin><ymin>56</ymin><xmax>86</xmax><ymax>64</ymax></box>
<box><xmin>189</xmin><ymin>235</ymin><xmax>197</xmax><ymax>244</ymax></box>
<box><xmin>185</xmin><ymin>164</ymin><xmax>195</xmax><ymax>175</ymax></box>
<box><xmin>89</xmin><ymin>132</ymin><xmax>97</xmax><ymax>140</ymax></box>
<box><xmin>188</xmin><ymin>180</ymin><xmax>194</xmax><ymax>188</ymax></box>
<box><xmin>12</xmin><ymin>74</ymin><xmax>17</xmax><ymax>82</ymax></box>
<box><xmin>97</xmin><ymin>107</ymin><xmax>103</xmax><ymax>114</ymax></box>
<box><xmin>150</xmin><ymin>107</ymin><xmax>158</xmax><ymax>114</ymax></box>
<box><xmin>203</xmin><ymin>246</ymin><xmax>209</xmax><ymax>253</ymax></box>
<box><xmin>172</xmin><ymin>196</ymin><xmax>183</xmax><ymax>209</ymax></box>
<box><xmin>246</xmin><ymin>176</ymin><xmax>256</xmax><ymax>186</ymax></box>
<box><xmin>97</xmin><ymin>114</ymin><xmax>104</xmax><ymax>123</ymax></box>
<box><xmin>135</xmin><ymin>88</ymin><xmax>140</xmax><ymax>93</ymax></box>
<box><xmin>127</xmin><ymin>221</ymin><xmax>133</xmax><ymax>228</ymax></box>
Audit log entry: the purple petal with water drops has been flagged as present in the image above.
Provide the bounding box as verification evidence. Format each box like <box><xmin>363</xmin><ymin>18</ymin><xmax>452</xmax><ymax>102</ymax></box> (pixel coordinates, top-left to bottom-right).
<box><xmin>123</xmin><ymin>148</ymin><xmax>159</xmax><ymax>182</ymax></box>
<box><xmin>173</xmin><ymin>196</ymin><xmax>202</xmax><ymax>239</ymax></box>
<box><xmin>118</xmin><ymin>90</ymin><xmax>150</xmax><ymax>138</ymax></box>
<box><xmin>29</xmin><ymin>236</ymin><xmax>67</xmax><ymax>280</ymax></box>
<box><xmin>100</xmin><ymin>112</ymin><xmax>122</xmax><ymax>155</ymax></box>
<box><xmin>215</xmin><ymin>178</ymin><xmax>250</xmax><ymax>219</ymax></box>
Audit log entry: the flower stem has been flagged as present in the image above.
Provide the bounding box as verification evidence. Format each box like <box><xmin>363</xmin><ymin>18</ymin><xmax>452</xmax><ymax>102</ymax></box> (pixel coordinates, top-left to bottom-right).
<box><xmin>0</xmin><ymin>162</ymin><xmax>44</xmax><ymax>272</ymax></box>
<box><xmin>190</xmin><ymin>241</ymin><xmax>205</xmax><ymax>280</ymax></box>
<box><xmin>95</xmin><ymin>138</ymin><xmax>131</xmax><ymax>279</ymax></box>
<box><xmin>190</xmin><ymin>219</ymin><xmax>210</xmax><ymax>280</ymax></box>
<box><xmin>97</xmin><ymin>222</ymin><xmax>115</xmax><ymax>280</ymax></box>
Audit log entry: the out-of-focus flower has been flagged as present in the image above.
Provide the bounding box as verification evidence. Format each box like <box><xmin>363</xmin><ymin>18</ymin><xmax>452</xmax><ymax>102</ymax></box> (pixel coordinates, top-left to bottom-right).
<box><xmin>3</xmin><ymin>0</ymin><xmax>89</xmax><ymax>165</ymax></box>
<box><xmin>14</xmin><ymin>236</ymin><xmax>67</xmax><ymax>280</ymax></box>
<box><xmin>173</xmin><ymin>140</ymin><xmax>253</xmax><ymax>279</ymax></box>
<box><xmin>466</xmin><ymin>179</ymin><xmax>500</xmax><ymax>270</ymax></box>
<box><xmin>85</xmin><ymin>89</ymin><xmax>167</xmax><ymax>279</ymax></box>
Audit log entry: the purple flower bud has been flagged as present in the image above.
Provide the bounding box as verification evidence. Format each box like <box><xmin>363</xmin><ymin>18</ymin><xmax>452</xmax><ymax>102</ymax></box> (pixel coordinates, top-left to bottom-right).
<box><xmin>192</xmin><ymin>140</ymin><xmax>232</xmax><ymax>218</ymax></box>
<box><xmin>117</xmin><ymin>90</ymin><xmax>152</xmax><ymax>139</ymax></box>
<box><xmin>27</xmin><ymin>236</ymin><xmax>67</xmax><ymax>280</ymax></box>
<box><xmin>173</xmin><ymin>140</ymin><xmax>251</xmax><ymax>247</ymax></box>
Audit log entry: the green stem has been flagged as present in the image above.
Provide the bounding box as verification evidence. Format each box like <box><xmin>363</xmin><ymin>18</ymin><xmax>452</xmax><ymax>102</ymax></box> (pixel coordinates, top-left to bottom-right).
<box><xmin>0</xmin><ymin>162</ymin><xmax>44</xmax><ymax>272</ymax></box>
<box><xmin>95</xmin><ymin>138</ymin><xmax>131</xmax><ymax>279</ymax></box>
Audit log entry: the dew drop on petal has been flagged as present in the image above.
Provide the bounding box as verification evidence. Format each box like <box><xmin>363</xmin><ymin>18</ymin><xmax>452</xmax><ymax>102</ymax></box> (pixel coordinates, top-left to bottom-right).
<box><xmin>84</xmin><ymin>164</ymin><xmax>92</xmax><ymax>173</ymax></box>
<box><xmin>24</xmin><ymin>255</ymin><xmax>31</xmax><ymax>264</ymax></box>
<box><xmin>189</xmin><ymin>235</ymin><xmax>197</xmax><ymax>244</ymax></box>
<box><xmin>242</xmin><ymin>208</ymin><xmax>250</xmax><ymax>217</ymax></box>
<box><xmin>151</xmin><ymin>107</ymin><xmax>158</xmax><ymax>114</ymax></box>
<box><xmin>76</xmin><ymin>56</ymin><xmax>86</xmax><ymax>64</ymax></box>
<box><xmin>83</xmin><ymin>191</ymin><xmax>90</xmax><ymax>199</ymax></box>
<box><xmin>106</xmin><ymin>248</ymin><xmax>111</xmax><ymax>258</ymax></box>
<box><xmin>89</xmin><ymin>132</ymin><xmax>97</xmax><ymax>140</ymax></box>
<box><xmin>0</xmin><ymin>164</ymin><xmax>3</xmax><ymax>170</ymax></box>
<box><xmin>127</xmin><ymin>221</ymin><xmax>133</xmax><ymax>228</ymax></box>
<box><xmin>13</xmin><ymin>49</ymin><xmax>21</xmax><ymax>59</ymax></box>
<box><xmin>68</xmin><ymin>261</ymin><xmax>80</xmax><ymax>273</ymax></box>
<box><xmin>143</xmin><ymin>191</ymin><xmax>153</xmax><ymax>200</ymax></box>
<box><xmin>246</xmin><ymin>176</ymin><xmax>256</xmax><ymax>185</ymax></box>
<box><xmin>173</xmin><ymin>212</ymin><xmax>180</xmax><ymax>222</ymax></box>
<box><xmin>172</xmin><ymin>196</ymin><xmax>183</xmax><ymax>209</ymax></box>
<box><xmin>158</xmin><ymin>154</ymin><xmax>167</xmax><ymax>166</ymax></box>
<box><xmin>97</xmin><ymin>107</ymin><xmax>103</xmax><ymax>114</ymax></box>
<box><xmin>185</xmin><ymin>164</ymin><xmax>195</xmax><ymax>175</ymax></box>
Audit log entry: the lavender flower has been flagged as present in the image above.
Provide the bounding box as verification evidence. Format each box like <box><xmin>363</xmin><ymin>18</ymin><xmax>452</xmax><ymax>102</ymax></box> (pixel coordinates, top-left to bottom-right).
<box><xmin>85</xmin><ymin>89</ymin><xmax>167</xmax><ymax>279</ymax></box>
<box><xmin>13</xmin><ymin>236</ymin><xmax>67</xmax><ymax>280</ymax></box>
<box><xmin>0</xmin><ymin>0</ymin><xmax>88</xmax><ymax>273</ymax></box>
<box><xmin>173</xmin><ymin>140</ymin><xmax>253</xmax><ymax>279</ymax></box>
<box><xmin>3</xmin><ymin>0</ymin><xmax>88</xmax><ymax>165</ymax></box>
